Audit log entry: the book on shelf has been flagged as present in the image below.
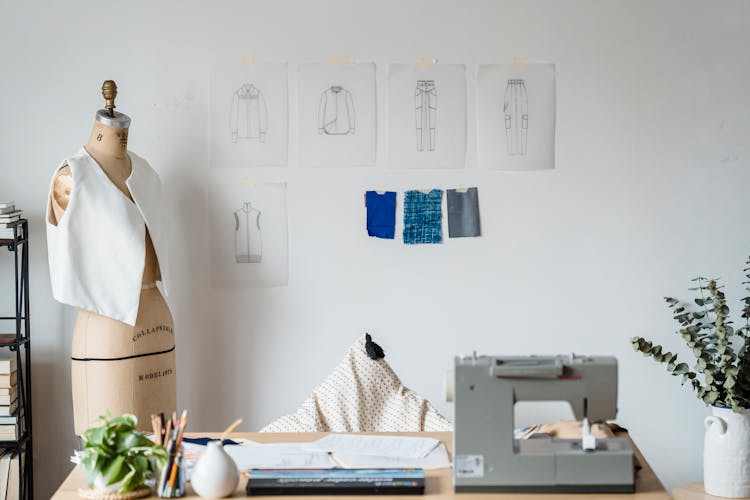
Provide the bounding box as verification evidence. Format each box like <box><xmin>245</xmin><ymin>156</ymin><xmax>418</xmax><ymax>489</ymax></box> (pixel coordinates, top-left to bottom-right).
<box><xmin>0</xmin><ymin>374</ymin><xmax>15</xmax><ymax>390</ymax></box>
<box><xmin>0</xmin><ymin>389</ymin><xmax>17</xmax><ymax>407</ymax></box>
<box><xmin>0</xmin><ymin>357</ymin><xmax>16</xmax><ymax>376</ymax></box>
<box><xmin>0</xmin><ymin>401</ymin><xmax>16</xmax><ymax>419</ymax></box>
<box><xmin>0</xmin><ymin>424</ymin><xmax>19</xmax><ymax>442</ymax></box>
<box><xmin>0</xmin><ymin>226</ymin><xmax>21</xmax><ymax>240</ymax></box>
<box><xmin>0</xmin><ymin>451</ymin><xmax>10</xmax><ymax>500</ymax></box>
<box><xmin>6</xmin><ymin>452</ymin><xmax>19</xmax><ymax>500</ymax></box>
<box><xmin>0</xmin><ymin>211</ymin><xmax>21</xmax><ymax>221</ymax></box>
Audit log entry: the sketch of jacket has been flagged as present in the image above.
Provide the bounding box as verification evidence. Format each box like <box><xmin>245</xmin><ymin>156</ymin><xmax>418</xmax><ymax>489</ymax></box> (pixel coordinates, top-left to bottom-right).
<box><xmin>230</xmin><ymin>83</ymin><xmax>268</xmax><ymax>143</ymax></box>
<box><xmin>415</xmin><ymin>80</ymin><xmax>437</xmax><ymax>151</ymax></box>
<box><xmin>234</xmin><ymin>202</ymin><xmax>262</xmax><ymax>264</ymax></box>
<box><xmin>504</xmin><ymin>79</ymin><xmax>528</xmax><ymax>156</ymax></box>
<box><xmin>318</xmin><ymin>86</ymin><xmax>355</xmax><ymax>135</ymax></box>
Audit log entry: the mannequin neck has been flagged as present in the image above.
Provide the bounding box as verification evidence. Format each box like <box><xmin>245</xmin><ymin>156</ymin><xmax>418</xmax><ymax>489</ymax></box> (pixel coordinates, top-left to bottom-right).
<box><xmin>85</xmin><ymin>120</ymin><xmax>132</xmax><ymax>192</ymax></box>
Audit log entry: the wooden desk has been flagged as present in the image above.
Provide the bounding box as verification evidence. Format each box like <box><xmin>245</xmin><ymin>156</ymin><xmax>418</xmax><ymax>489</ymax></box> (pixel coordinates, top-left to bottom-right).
<box><xmin>52</xmin><ymin>432</ymin><xmax>669</xmax><ymax>499</ymax></box>
<box><xmin>672</xmin><ymin>483</ymin><xmax>726</xmax><ymax>500</ymax></box>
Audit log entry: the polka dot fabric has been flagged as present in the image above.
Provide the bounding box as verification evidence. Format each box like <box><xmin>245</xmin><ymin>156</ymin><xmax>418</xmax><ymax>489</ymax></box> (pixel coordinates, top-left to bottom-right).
<box><xmin>260</xmin><ymin>335</ymin><xmax>453</xmax><ymax>433</ymax></box>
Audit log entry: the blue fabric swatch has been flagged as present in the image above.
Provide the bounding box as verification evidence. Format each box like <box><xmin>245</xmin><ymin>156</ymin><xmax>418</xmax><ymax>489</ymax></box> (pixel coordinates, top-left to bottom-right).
<box><xmin>403</xmin><ymin>189</ymin><xmax>443</xmax><ymax>244</ymax></box>
<box><xmin>365</xmin><ymin>191</ymin><xmax>397</xmax><ymax>239</ymax></box>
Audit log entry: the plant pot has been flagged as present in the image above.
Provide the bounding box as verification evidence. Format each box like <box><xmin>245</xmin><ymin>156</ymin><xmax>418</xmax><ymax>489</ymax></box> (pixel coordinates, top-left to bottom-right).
<box><xmin>704</xmin><ymin>406</ymin><xmax>750</xmax><ymax>498</ymax></box>
<box><xmin>77</xmin><ymin>486</ymin><xmax>151</xmax><ymax>500</ymax></box>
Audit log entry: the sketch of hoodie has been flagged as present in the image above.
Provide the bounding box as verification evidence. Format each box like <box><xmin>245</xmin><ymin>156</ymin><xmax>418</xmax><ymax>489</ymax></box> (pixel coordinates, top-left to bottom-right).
<box><xmin>234</xmin><ymin>202</ymin><xmax>262</xmax><ymax>264</ymax></box>
<box><xmin>318</xmin><ymin>86</ymin><xmax>355</xmax><ymax>135</ymax></box>
<box><xmin>230</xmin><ymin>83</ymin><xmax>268</xmax><ymax>143</ymax></box>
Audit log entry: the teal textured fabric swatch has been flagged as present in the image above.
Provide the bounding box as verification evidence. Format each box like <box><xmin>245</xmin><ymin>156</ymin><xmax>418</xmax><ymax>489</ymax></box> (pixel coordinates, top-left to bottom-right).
<box><xmin>403</xmin><ymin>189</ymin><xmax>443</xmax><ymax>244</ymax></box>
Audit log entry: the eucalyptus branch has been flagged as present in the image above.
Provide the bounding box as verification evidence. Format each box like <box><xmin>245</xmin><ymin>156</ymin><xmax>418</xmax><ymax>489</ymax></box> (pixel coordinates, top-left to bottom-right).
<box><xmin>631</xmin><ymin>258</ymin><xmax>750</xmax><ymax>412</ymax></box>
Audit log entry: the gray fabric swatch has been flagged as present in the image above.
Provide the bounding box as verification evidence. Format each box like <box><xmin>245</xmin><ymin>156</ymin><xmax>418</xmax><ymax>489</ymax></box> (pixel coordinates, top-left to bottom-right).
<box><xmin>447</xmin><ymin>187</ymin><xmax>481</xmax><ymax>238</ymax></box>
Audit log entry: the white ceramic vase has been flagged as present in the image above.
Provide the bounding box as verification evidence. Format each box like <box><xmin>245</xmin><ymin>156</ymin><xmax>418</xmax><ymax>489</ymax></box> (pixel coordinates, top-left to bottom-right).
<box><xmin>190</xmin><ymin>441</ymin><xmax>239</xmax><ymax>498</ymax></box>
<box><xmin>704</xmin><ymin>406</ymin><xmax>750</xmax><ymax>498</ymax></box>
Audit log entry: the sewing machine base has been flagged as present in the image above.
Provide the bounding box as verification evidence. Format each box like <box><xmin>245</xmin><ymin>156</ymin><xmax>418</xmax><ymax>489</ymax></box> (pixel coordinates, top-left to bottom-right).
<box><xmin>456</xmin><ymin>484</ymin><xmax>636</xmax><ymax>493</ymax></box>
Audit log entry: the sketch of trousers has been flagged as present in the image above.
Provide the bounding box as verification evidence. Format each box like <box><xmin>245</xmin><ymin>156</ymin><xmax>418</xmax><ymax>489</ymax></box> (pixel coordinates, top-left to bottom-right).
<box><xmin>318</xmin><ymin>86</ymin><xmax>355</xmax><ymax>135</ymax></box>
<box><xmin>234</xmin><ymin>202</ymin><xmax>262</xmax><ymax>264</ymax></box>
<box><xmin>415</xmin><ymin>80</ymin><xmax>437</xmax><ymax>151</ymax></box>
<box><xmin>230</xmin><ymin>83</ymin><xmax>268</xmax><ymax>143</ymax></box>
<box><xmin>504</xmin><ymin>79</ymin><xmax>528</xmax><ymax>156</ymax></box>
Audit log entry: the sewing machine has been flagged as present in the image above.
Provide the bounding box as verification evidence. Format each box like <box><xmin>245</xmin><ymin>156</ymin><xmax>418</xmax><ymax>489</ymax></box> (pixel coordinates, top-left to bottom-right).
<box><xmin>448</xmin><ymin>354</ymin><xmax>634</xmax><ymax>493</ymax></box>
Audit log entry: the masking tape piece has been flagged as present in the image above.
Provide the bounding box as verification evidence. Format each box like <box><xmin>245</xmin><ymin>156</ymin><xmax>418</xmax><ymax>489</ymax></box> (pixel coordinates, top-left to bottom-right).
<box><xmin>327</xmin><ymin>56</ymin><xmax>350</xmax><ymax>65</ymax></box>
<box><xmin>241</xmin><ymin>54</ymin><xmax>257</xmax><ymax>64</ymax></box>
<box><xmin>240</xmin><ymin>178</ymin><xmax>257</xmax><ymax>187</ymax></box>
<box><xmin>417</xmin><ymin>57</ymin><xmax>438</xmax><ymax>67</ymax></box>
<box><xmin>512</xmin><ymin>57</ymin><xmax>525</xmax><ymax>67</ymax></box>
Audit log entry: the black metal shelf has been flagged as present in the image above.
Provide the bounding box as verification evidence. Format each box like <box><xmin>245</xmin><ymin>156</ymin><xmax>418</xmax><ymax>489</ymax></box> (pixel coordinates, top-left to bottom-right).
<box><xmin>0</xmin><ymin>219</ymin><xmax>33</xmax><ymax>499</ymax></box>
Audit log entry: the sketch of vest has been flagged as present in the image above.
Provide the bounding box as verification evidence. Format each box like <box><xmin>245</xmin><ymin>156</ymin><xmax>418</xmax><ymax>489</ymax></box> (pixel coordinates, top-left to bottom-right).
<box><xmin>234</xmin><ymin>202</ymin><xmax>262</xmax><ymax>264</ymax></box>
<box><xmin>230</xmin><ymin>83</ymin><xmax>268</xmax><ymax>143</ymax></box>
<box><xmin>318</xmin><ymin>86</ymin><xmax>356</xmax><ymax>135</ymax></box>
<box><xmin>415</xmin><ymin>80</ymin><xmax>437</xmax><ymax>151</ymax></box>
<box><xmin>504</xmin><ymin>79</ymin><xmax>528</xmax><ymax>156</ymax></box>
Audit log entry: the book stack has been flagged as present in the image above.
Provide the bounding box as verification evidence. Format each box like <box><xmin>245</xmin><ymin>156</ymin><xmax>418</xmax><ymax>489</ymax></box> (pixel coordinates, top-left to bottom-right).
<box><xmin>0</xmin><ymin>203</ymin><xmax>22</xmax><ymax>240</ymax></box>
<box><xmin>0</xmin><ymin>450</ymin><xmax>20</xmax><ymax>500</ymax></box>
<box><xmin>0</xmin><ymin>356</ymin><xmax>17</xmax><ymax>442</ymax></box>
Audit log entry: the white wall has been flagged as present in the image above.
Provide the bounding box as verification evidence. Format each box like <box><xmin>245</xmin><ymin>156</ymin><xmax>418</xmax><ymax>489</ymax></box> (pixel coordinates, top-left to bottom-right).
<box><xmin>1</xmin><ymin>0</ymin><xmax>749</xmax><ymax>496</ymax></box>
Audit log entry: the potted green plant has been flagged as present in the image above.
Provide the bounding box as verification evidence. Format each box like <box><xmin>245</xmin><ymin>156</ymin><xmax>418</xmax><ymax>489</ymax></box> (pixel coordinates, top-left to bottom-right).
<box><xmin>76</xmin><ymin>412</ymin><xmax>167</xmax><ymax>500</ymax></box>
<box><xmin>630</xmin><ymin>260</ymin><xmax>750</xmax><ymax>498</ymax></box>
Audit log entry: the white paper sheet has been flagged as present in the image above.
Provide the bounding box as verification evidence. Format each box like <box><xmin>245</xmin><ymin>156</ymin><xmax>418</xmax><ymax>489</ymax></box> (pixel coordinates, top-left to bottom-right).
<box><xmin>477</xmin><ymin>63</ymin><xmax>556</xmax><ymax>170</ymax></box>
<box><xmin>297</xmin><ymin>63</ymin><xmax>377</xmax><ymax>167</ymax></box>
<box><xmin>332</xmin><ymin>442</ymin><xmax>451</xmax><ymax>470</ymax></box>
<box><xmin>224</xmin><ymin>443</ymin><xmax>337</xmax><ymax>471</ymax></box>
<box><xmin>305</xmin><ymin>434</ymin><xmax>440</xmax><ymax>459</ymax></box>
<box><xmin>208</xmin><ymin>181</ymin><xmax>288</xmax><ymax>288</ymax></box>
<box><xmin>388</xmin><ymin>64</ymin><xmax>466</xmax><ymax>169</ymax></box>
<box><xmin>210</xmin><ymin>63</ymin><xmax>288</xmax><ymax>167</ymax></box>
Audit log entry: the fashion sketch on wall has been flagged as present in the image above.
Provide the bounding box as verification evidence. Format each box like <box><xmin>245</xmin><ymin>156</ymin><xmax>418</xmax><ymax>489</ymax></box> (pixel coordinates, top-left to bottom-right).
<box><xmin>388</xmin><ymin>64</ymin><xmax>465</xmax><ymax>169</ymax></box>
<box><xmin>415</xmin><ymin>80</ymin><xmax>437</xmax><ymax>151</ymax></box>
<box><xmin>234</xmin><ymin>201</ymin><xmax>262</xmax><ymax>263</ymax></box>
<box><xmin>231</xmin><ymin>84</ymin><xmax>267</xmax><ymax>143</ymax></box>
<box><xmin>504</xmin><ymin>79</ymin><xmax>527</xmax><ymax>156</ymax></box>
<box><xmin>318</xmin><ymin>85</ymin><xmax>355</xmax><ymax>135</ymax></box>
<box><xmin>210</xmin><ymin>63</ymin><xmax>288</xmax><ymax>167</ymax></box>
<box><xmin>298</xmin><ymin>62</ymin><xmax>376</xmax><ymax>167</ymax></box>
<box><xmin>209</xmin><ymin>180</ymin><xmax>288</xmax><ymax>288</ymax></box>
<box><xmin>477</xmin><ymin>63</ymin><xmax>555</xmax><ymax>170</ymax></box>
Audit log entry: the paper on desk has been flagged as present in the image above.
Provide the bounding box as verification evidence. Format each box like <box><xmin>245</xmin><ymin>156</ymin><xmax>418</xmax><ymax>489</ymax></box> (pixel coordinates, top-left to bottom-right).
<box><xmin>224</xmin><ymin>442</ymin><xmax>337</xmax><ymax>471</ymax></box>
<box><xmin>333</xmin><ymin>442</ymin><xmax>451</xmax><ymax>470</ymax></box>
<box><xmin>306</xmin><ymin>434</ymin><xmax>441</xmax><ymax>458</ymax></box>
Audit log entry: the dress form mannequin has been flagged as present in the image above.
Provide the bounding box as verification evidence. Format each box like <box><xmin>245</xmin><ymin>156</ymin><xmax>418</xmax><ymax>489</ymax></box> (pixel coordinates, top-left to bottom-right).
<box><xmin>47</xmin><ymin>81</ymin><xmax>176</xmax><ymax>434</ymax></box>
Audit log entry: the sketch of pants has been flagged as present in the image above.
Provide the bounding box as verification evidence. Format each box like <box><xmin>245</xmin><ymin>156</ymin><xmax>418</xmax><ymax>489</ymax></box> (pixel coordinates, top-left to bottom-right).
<box><xmin>504</xmin><ymin>79</ymin><xmax>528</xmax><ymax>156</ymax></box>
<box><xmin>234</xmin><ymin>202</ymin><xmax>262</xmax><ymax>263</ymax></box>
<box><xmin>415</xmin><ymin>80</ymin><xmax>437</xmax><ymax>151</ymax></box>
<box><xmin>318</xmin><ymin>86</ymin><xmax>355</xmax><ymax>135</ymax></box>
<box><xmin>230</xmin><ymin>83</ymin><xmax>268</xmax><ymax>143</ymax></box>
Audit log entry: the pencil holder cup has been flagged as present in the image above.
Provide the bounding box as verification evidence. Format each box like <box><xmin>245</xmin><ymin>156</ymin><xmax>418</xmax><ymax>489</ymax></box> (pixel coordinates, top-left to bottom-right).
<box><xmin>191</xmin><ymin>441</ymin><xmax>239</xmax><ymax>498</ymax></box>
<box><xmin>157</xmin><ymin>453</ymin><xmax>186</xmax><ymax>498</ymax></box>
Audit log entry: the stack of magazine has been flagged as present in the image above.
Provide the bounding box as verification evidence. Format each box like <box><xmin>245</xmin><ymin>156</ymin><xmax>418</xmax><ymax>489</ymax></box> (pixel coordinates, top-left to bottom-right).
<box><xmin>0</xmin><ymin>203</ymin><xmax>23</xmax><ymax>240</ymax></box>
<box><xmin>246</xmin><ymin>468</ymin><xmax>425</xmax><ymax>496</ymax></box>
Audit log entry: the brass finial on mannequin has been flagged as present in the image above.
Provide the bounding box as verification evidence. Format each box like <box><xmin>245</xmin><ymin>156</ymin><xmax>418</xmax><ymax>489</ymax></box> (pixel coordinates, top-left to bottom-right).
<box><xmin>95</xmin><ymin>79</ymin><xmax>130</xmax><ymax>129</ymax></box>
<box><xmin>102</xmin><ymin>80</ymin><xmax>118</xmax><ymax>117</ymax></box>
